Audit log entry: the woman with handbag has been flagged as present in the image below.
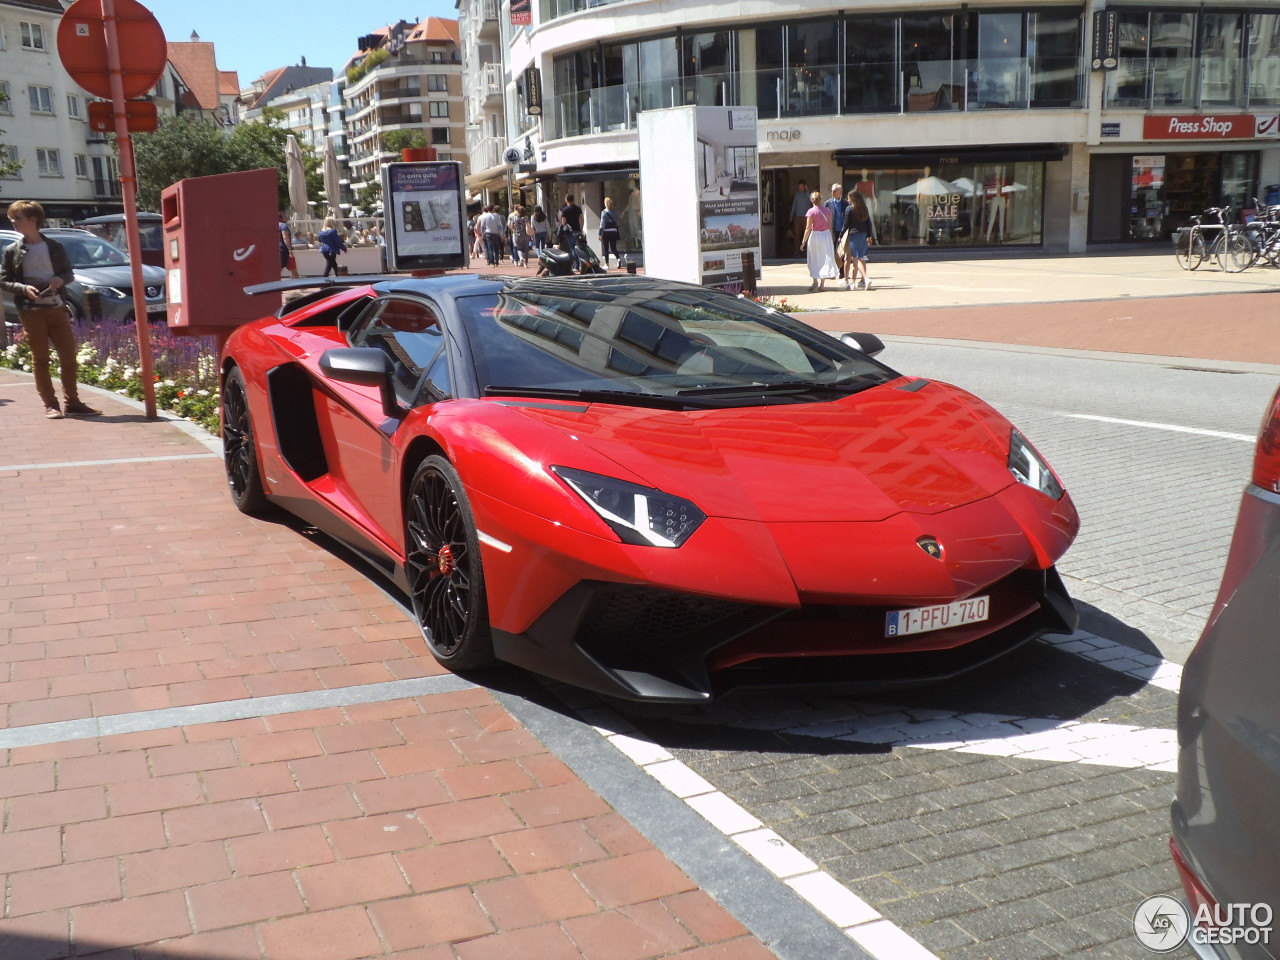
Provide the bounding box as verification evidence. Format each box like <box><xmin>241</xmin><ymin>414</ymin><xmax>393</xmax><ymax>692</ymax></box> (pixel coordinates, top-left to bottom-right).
<box><xmin>598</xmin><ymin>197</ymin><xmax>621</xmax><ymax>268</ymax></box>
<box><xmin>842</xmin><ymin>193</ymin><xmax>873</xmax><ymax>290</ymax></box>
<box><xmin>530</xmin><ymin>205</ymin><xmax>550</xmax><ymax>252</ymax></box>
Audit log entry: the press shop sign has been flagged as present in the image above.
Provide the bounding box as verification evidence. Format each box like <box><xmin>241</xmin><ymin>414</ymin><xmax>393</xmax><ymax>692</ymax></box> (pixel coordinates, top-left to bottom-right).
<box><xmin>1143</xmin><ymin>115</ymin><xmax>1277</xmax><ymax>139</ymax></box>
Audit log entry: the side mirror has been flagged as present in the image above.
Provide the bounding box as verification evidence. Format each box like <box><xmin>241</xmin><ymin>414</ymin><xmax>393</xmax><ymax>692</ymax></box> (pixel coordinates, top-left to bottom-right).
<box><xmin>319</xmin><ymin>347</ymin><xmax>401</xmax><ymax>419</ymax></box>
<box><xmin>839</xmin><ymin>332</ymin><xmax>885</xmax><ymax>357</ymax></box>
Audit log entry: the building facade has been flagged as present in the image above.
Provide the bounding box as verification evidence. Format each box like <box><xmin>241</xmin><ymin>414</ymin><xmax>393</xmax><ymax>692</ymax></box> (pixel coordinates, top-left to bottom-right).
<box><xmin>0</xmin><ymin>0</ymin><xmax>120</xmax><ymax>223</ymax></box>
<box><xmin>341</xmin><ymin>17</ymin><xmax>467</xmax><ymax>215</ymax></box>
<box><xmin>478</xmin><ymin>0</ymin><xmax>1280</xmax><ymax>256</ymax></box>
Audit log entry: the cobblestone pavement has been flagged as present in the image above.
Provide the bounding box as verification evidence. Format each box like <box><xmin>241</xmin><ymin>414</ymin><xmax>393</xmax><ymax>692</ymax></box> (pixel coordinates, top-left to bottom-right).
<box><xmin>570</xmin><ymin>630</ymin><xmax>1190</xmax><ymax>960</ymax></box>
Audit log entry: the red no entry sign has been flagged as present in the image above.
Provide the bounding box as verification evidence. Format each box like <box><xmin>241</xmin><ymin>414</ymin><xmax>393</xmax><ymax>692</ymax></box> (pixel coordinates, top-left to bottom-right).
<box><xmin>57</xmin><ymin>0</ymin><xmax>166</xmax><ymax>100</ymax></box>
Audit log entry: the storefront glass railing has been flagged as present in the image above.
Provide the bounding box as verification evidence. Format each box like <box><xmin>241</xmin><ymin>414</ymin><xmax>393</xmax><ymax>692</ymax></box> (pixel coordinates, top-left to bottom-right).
<box><xmin>543</xmin><ymin>58</ymin><xmax>1084</xmax><ymax>141</ymax></box>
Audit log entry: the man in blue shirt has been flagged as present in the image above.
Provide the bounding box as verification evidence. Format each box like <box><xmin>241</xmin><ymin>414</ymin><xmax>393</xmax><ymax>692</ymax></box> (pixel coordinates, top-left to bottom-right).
<box><xmin>824</xmin><ymin>183</ymin><xmax>848</xmax><ymax>273</ymax></box>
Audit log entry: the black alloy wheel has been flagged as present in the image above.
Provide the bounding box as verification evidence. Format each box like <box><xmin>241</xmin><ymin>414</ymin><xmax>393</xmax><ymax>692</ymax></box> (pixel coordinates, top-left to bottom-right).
<box><xmin>405</xmin><ymin>455</ymin><xmax>494</xmax><ymax>671</ymax></box>
<box><xmin>221</xmin><ymin>367</ymin><xmax>270</xmax><ymax>515</ymax></box>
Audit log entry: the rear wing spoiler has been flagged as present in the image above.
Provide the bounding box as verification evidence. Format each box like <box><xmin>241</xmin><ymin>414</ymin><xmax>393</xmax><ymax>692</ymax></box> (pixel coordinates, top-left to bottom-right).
<box><xmin>242</xmin><ymin>276</ymin><xmax>391</xmax><ymax>297</ymax></box>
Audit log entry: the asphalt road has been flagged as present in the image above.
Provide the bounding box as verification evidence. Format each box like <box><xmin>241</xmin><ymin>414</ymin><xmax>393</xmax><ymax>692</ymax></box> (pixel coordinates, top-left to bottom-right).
<box><xmin>543</xmin><ymin>338</ymin><xmax>1277</xmax><ymax>960</ymax></box>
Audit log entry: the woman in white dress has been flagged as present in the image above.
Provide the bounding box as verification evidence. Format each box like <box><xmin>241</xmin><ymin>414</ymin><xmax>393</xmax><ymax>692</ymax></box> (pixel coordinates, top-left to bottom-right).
<box><xmin>800</xmin><ymin>191</ymin><xmax>839</xmax><ymax>291</ymax></box>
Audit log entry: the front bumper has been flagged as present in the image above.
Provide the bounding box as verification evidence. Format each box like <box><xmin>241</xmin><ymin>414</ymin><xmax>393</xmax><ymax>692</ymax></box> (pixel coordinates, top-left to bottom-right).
<box><xmin>492</xmin><ymin>565</ymin><xmax>1078</xmax><ymax>702</ymax></box>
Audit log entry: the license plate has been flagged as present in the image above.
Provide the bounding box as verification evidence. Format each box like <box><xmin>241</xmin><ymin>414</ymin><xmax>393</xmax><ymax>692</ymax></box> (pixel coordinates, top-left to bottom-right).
<box><xmin>886</xmin><ymin>595</ymin><xmax>989</xmax><ymax>638</ymax></box>
<box><xmin>146</xmin><ymin>302</ymin><xmax>167</xmax><ymax>313</ymax></box>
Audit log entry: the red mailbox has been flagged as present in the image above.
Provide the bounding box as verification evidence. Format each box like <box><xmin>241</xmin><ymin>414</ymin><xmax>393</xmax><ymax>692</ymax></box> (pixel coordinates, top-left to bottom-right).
<box><xmin>162</xmin><ymin>168</ymin><xmax>279</xmax><ymax>335</ymax></box>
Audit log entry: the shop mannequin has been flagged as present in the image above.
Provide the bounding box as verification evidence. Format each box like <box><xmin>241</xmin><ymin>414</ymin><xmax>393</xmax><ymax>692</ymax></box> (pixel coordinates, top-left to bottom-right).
<box><xmin>984</xmin><ymin>167</ymin><xmax>1008</xmax><ymax>240</ymax></box>
<box><xmin>916</xmin><ymin>166</ymin><xmax>933</xmax><ymax>243</ymax></box>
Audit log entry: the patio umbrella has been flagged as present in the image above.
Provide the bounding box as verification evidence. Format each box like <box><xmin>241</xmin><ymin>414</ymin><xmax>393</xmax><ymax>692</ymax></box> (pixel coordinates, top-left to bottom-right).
<box><xmin>893</xmin><ymin>175</ymin><xmax>957</xmax><ymax>197</ymax></box>
<box><xmin>1001</xmin><ymin>181</ymin><xmax>1028</xmax><ymax>194</ymax></box>
<box><xmin>321</xmin><ymin>137</ymin><xmax>342</xmax><ymax>220</ymax></box>
<box><xmin>284</xmin><ymin>135</ymin><xmax>308</xmax><ymax>220</ymax></box>
<box><xmin>949</xmin><ymin>176</ymin><xmax>979</xmax><ymax>196</ymax></box>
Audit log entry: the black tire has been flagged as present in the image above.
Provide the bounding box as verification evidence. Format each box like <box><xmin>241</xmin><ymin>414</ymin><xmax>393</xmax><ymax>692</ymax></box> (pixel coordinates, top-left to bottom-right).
<box><xmin>221</xmin><ymin>367</ymin><xmax>271</xmax><ymax>515</ymax></box>
<box><xmin>405</xmin><ymin>455</ymin><xmax>494</xmax><ymax>671</ymax></box>
<box><xmin>63</xmin><ymin>296</ymin><xmax>83</xmax><ymax>323</ymax></box>
<box><xmin>1220</xmin><ymin>230</ymin><xmax>1254</xmax><ymax>273</ymax></box>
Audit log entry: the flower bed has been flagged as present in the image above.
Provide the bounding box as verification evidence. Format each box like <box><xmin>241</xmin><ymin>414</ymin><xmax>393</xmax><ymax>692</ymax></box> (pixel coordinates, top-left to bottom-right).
<box><xmin>1</xmin><ymin>320</ymin><xmax>221</xmax><ymax>435</ymax></box>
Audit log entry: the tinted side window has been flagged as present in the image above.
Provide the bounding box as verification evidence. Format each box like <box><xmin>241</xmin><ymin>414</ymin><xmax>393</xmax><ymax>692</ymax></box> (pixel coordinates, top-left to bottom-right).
<box><xmin>351</xmin><ymin>297</ymin><xmax>444</xmax><ymax>404</ymax></box>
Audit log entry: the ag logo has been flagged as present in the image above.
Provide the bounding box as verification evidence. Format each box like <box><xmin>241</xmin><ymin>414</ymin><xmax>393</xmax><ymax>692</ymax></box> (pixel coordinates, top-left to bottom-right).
<box><xmin>1133</xmin><ymin>895</ymin><xmax>1189</xmax><ymax>952</ymax></box>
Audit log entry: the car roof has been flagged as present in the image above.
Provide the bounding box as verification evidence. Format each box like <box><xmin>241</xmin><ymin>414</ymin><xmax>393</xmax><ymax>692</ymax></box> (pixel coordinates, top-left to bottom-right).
<box><xmin>75</xmin><ymin>213</ymin><xmax>162</xmax><ymax>224</ymax></box>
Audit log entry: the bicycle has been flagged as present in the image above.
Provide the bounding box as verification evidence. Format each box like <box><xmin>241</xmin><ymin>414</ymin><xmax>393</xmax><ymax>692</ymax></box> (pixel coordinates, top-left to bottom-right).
<box><xmin>1243</xmin><ymin>197</ymin><xmax>1280</xmax><ymax>268</ymax></box>
<box><xmin>1175</xmin><ymin>206</ymin><xmax>1253</xmax><ymax>272</ymax></box>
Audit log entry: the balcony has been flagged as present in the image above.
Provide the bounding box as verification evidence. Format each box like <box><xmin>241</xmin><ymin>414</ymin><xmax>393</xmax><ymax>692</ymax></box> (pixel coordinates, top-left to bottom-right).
<box><xmin>542</xmin><ymin>59</ymin><xmax>1085</xmax><ymax>141</ymax></box>
<box><xmin>92</xmin><ymin>177</ymin><xmax>121</xmax><ymax>200</ymax></box>
<box><xmin>482</xmin><ymin>63</ymin><xmax>504</xmax><ymax>101</ymax></box>
<box><xmin>468</xmin><ymin>136</ymin><xmax>505</xmax><ymax>173</ymax></box>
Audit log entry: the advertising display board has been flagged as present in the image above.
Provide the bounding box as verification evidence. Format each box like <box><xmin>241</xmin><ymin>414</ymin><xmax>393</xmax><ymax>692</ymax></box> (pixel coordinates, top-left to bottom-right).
<box><xmin>381</xmin><ymin>161</ymin><xmax>468</xmax><ymax>271</ymax></box>
<box><xmin>638</xmin><ymin>106</ymin><xmax>760</xmax><ymax>291</ymax></box>
<box><xmin>696</xmin><ymin>107</ymin><xmax>760</xmax><ymax>290</ymax></box>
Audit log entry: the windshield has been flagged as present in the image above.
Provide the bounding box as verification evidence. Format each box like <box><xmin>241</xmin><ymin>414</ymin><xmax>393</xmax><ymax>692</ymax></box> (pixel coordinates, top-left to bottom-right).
<box><xmin>454</xmin><ymin>279</ymin><xmax>898</xmax><ymax>405</ymax></box>
<box><xmin>55</xmin><ymin>234</ymin><xmax>130</xmax><ymax>269</ymax></box>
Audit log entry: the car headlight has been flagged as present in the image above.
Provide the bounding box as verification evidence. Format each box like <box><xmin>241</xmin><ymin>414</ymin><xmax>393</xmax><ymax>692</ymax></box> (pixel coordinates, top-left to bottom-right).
<box><xmin>1008</xmin><ymin>428</ymin><xmax>1064</xmax><ymax>499</ymax></box>
<box><xmin>85</xmin><ymin>284</ymin><xmax>128</xmax><ymax>300</ymax></box>
<box><xmin>551</xmin><ymin>466</ymin><xmax>706</xmax><ymax>547</ymax></box>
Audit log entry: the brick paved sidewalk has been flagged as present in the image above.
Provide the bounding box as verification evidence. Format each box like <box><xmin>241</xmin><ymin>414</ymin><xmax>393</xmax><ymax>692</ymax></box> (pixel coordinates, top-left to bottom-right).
<box><xmin>0</xmin><ymin>370</ymin><xmax>785</xmax><ymax>960</ymax></box>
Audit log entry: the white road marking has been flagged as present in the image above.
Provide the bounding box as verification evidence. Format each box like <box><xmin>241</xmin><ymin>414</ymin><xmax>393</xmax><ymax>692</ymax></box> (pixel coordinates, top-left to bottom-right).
<box><xmin>1061</xmin><ymin>412</ymin><xmax>1256</xmax><ymax>443</ymax></box>
<box><xmin>0</xmin><ymin>453</ymin><xmax>219</xmax><ymax>472</ymax></box>
<box><xmin>574</xmin><ymin>629</ymin><xmax>1183</xmax><ymax>960</ymax></box>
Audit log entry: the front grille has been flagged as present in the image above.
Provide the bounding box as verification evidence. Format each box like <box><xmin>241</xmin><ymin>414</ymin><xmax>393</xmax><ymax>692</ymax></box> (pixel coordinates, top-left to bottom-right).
<box><xmin>576</xmin><ymin>585</ymin><xmax>754</xmax><ymax>661</ymax></box>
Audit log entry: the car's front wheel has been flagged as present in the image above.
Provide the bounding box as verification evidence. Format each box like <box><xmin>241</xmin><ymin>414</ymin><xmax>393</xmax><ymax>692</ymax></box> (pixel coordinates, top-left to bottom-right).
<box><xmin>405</xmin><ymin>455</ymin><xmax>494</xmax><ymax>671</ymax></box>
<box><xmin>221</xmin><ymin>367</ymin><xmax>270</xmax><ymax>515</ymax></box>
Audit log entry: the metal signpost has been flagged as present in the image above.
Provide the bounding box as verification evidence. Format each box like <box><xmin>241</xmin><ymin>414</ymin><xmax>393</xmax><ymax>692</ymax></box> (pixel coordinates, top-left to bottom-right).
<box><xmin>57</xmin><ymin>0</ymin><xmax>166</xmax><ymax>417</ymax></box>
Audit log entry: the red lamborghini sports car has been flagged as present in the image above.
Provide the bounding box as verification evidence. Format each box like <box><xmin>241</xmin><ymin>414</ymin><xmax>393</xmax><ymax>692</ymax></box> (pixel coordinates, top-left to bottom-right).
<box><xmin>221</xmin><ymin>273</ymin><xmax>1079</xmax><ymax>702</ymax></box>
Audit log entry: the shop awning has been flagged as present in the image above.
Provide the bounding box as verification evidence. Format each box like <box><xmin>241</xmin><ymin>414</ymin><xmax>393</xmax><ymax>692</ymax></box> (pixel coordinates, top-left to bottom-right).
<box><xmin>834</xmin><ymin>144</ymin><xmax>1067</xmax><ymax>168</ymax></box>
<box><xmin>465</xmin><ymin>163</ymin><xmax>509</xmax><ymax>191</ymax></box>
<box><xmin>557</xmin><ymin>164</ymin><xmax>640</xmax><ymax>183</ymax></box>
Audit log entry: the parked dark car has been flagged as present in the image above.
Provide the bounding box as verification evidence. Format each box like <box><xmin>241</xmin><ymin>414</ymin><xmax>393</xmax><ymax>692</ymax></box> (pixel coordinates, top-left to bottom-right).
<box><xmin>74</xmin><ymin>212</ymin><xmax>164</xmax><ymax>266</ymax></box>
<box><xmin>0</xmin><ymin>227</ymin><xmax>167</xmax><ymax>324</ymax></box>
<box><xmin>1172</xmin><ymin>384</ymin><xmax>1280</xmax><ymax>959</ymax></box>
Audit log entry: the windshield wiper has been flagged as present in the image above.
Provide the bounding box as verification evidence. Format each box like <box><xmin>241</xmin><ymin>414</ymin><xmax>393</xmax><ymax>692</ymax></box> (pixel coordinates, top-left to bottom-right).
<box><xmin>676</xmin><ymin>380</ymin><xmax>829</xmax><ymax>397</ymax></box>
<box><xmin>484</xmin><ymin>384</ymin><xmax>690</xmax><ymax>410</ymax></box>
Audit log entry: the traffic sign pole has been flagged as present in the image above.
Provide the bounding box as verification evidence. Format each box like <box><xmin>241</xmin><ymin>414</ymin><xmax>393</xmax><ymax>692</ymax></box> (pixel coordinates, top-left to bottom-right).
<box><xmin>101</xmin><ymin>0</ymin><xmax>155</xmax><ymax>418</ymax></box>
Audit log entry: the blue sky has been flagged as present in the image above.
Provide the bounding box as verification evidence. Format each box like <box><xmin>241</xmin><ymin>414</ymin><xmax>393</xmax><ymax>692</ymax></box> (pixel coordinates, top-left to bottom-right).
<box><xmin>142</xmin><ymin>1</ymin><xmax>459</xmax><ymax>85</ymax></box>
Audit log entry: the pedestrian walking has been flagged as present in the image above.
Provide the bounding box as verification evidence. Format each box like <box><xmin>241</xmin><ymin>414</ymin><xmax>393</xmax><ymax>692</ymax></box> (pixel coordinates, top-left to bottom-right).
<box><xmin>531</xmin><ymin>205</ymin><xmax>550</xmax><ymax>252</ymax></box>
<box><xmin>790</xmin><ymin>179</ymin><xmax>810</xmax><ymax>256</ymax></box>
<box><xmin>479</xmin><ymin>205</ymin><xmax>505</xmax><ymax>266</ymax></box>
<box><xmin>560</xmin><ymin>194</ymin><xmax>584</xmax><ymax>270</ymax></box>
<box><xmin>841</xmin><ymin>192</ymin><xmax>873</xmax><ymax>290</ymax></box>
<box><xmin>799</xmin><ymin>191</ymin><xmax>838</xmax><ymax>291</ymax></box>
<box><xmin>508</xmin><ymin>205</ymin><xmax>531</xmax><ymax>267</ymax></box>
<box><xmin>598</xmin><ymin>197</ymin><xmax>621</xmax><ymax>268</ymax></box>
<box><xmin>278</xmin><ymin>212</ymin><xmax>299</xmax><ymax>278</ymax></box>
<box><xmin>318</xmin><ymin>217</ymin><xmax>346</xmax><ymax>277</ymax></box>
<box><xmin>824</xmin><ymin>184</ymin><xmax>847</xmax><ymax>277</ymax></box>
<box><xmin>0</xmin><ymin>200</ymin><xmax>100</xmax><ymax>419</ymax></box>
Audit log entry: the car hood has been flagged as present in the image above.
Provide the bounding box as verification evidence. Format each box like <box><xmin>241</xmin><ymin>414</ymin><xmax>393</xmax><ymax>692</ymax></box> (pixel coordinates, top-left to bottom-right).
<box><xmin>505</xmin><ymin>379</ymin><xmax>1021</xmax><ymax>523</ymax></box>
<box><xmin>73</xmin><ymin>264</ymin><xmax>167</xmax><ymax>289</ymax></box>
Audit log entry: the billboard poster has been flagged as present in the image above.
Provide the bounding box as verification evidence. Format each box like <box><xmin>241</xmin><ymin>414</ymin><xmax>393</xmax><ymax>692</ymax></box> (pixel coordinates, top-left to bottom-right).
<box><xmin>510</xmin><ymin>0</ymin><xmax>530</xmax><ymax>25</ymax></box>
<box><xmin>381</xmin><ymin>161</ymin><xmax>468</xmax><ymax>271</ymax></box>
<box><xmin>696</xmin><ymin>107</ymin><xmax>760</xmax><ymax>291</ymax></box>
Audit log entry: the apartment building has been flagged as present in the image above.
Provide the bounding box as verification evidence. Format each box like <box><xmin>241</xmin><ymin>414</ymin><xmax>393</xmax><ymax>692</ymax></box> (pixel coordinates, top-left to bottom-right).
<box><xmin>341</xmin><ymin>17</ymin><xmax>467</xmax><ymax>213</ymax></box>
